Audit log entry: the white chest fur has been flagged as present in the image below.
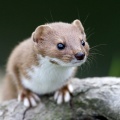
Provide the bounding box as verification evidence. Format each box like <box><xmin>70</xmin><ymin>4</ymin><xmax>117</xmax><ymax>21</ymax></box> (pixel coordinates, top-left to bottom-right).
<box><xmin>21</xmin><ymin>55</ymin><xmax>75</xmax><ymax>94</ymax></box>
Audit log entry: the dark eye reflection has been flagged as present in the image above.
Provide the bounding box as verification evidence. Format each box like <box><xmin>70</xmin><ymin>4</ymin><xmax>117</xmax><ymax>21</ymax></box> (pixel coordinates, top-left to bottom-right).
<box><xmin>57</xmin><ymin>43</ymin><xmax>65</xmax><ymax>50</ymax></box>
<box><xmin>81</xmin><ymin>40</ymin><xmax>85</xmax><ymax>46</ymax></box>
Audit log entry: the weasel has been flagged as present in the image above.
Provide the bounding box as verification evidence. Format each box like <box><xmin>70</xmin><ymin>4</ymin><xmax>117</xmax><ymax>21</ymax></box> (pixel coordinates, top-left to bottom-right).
<box><xmin>1</xmin><ymin>20</ymin><xmax>89</xmax><ymax>107</ymax></box>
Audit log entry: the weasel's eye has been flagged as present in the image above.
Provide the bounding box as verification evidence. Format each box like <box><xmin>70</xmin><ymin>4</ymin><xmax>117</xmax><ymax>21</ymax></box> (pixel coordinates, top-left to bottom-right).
<box><xmin>81</xmin><ymin>40</ymin><xmax>85</xmax><ymax>46</ymax></box>
<box><xmin>57</xmin><ymin>43</ymin><xmax>65</xmax><ymax>50</ymax></box>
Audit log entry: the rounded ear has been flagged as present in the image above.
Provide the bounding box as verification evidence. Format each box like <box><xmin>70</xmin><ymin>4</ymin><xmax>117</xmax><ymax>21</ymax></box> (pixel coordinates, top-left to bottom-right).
<box><xmin>72</xmin><ymin>19</ymin><xmax>84</xmax><ymax>33</ymax></box>
<box><xmin>32</xmin><ymin>25</ymin><xmax>52</xmax><ymax>43</ymax></box>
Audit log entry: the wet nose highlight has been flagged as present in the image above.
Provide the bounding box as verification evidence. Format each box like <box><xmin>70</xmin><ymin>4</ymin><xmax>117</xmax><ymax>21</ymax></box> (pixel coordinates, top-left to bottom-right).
<box><xmin>75</xmin><ymin>52</ymin><xmax>85</xmax><ymax>60</ymax></box>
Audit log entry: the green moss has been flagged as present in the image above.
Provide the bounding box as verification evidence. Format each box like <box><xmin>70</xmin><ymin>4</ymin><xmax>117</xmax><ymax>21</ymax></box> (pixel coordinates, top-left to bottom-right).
<box><xmin>109</xmin><ymin>56</ymin><xmax>120</xmax><ymax>76</ymax></box>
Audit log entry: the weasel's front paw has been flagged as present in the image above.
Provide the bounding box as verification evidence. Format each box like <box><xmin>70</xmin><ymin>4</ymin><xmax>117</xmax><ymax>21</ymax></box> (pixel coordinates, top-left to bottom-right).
<box><xmin>18</xmin><ymin>90</ymin><xmax>40</xmax><ymax>107</ymax></box>
<box><xmin>54</xmin><ymin>84</ymin><xmax>73</xmax><ymax>104</ymax></box>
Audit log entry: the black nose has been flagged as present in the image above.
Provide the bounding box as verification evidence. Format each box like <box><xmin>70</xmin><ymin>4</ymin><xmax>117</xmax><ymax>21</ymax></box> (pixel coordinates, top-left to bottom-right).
<box><xmin>75</xmin><ymin>52</ymin><xmax>85</xmax><ymax>60</ymax></box>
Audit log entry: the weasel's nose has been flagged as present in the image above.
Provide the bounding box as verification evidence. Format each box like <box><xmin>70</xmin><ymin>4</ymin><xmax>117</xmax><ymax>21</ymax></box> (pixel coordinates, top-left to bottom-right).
<box><xmin>75</xmin><ymin>52</ymin><xmax>85</xmax><ymax>60</ymax></box>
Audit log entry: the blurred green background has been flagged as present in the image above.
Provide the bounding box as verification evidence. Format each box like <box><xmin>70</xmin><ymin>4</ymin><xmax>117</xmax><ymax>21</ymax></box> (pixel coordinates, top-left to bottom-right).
<box><xmin>0</xmin><ymin>0</ymin><xmax>120</xmax><ymax>78</ymax></box>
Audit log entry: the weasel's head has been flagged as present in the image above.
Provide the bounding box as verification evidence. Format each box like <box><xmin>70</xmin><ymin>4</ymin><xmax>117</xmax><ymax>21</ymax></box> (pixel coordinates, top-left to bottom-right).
<box><xmin>32</xmin><ymin>20</ymin><xmax>89</xmax><ymax>67</ymax></box>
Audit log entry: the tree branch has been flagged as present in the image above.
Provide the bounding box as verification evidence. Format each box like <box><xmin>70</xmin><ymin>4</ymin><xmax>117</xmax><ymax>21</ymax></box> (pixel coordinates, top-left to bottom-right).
<box><xmin>0</xmin><ymin>77</ymin><xmax>120</xmax><ymax>120</ymax></box>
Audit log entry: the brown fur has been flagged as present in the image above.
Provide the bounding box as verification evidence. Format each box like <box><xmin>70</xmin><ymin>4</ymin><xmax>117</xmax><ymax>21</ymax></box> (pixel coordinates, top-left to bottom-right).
<box><xmin>59</xmin><ymin>85</ymin><xmax>71</xmax><ymax>95</ymax></box>
<box><xmin>33</xmin><ymin>22</ymin><xmax>89</xmax><ymax>63</ymax></box>
<box><xmin>1</xmin><ymin>20</ymin><xmax>89</xmax><ymax>102</ymax></box>
<box><xmin>1</xmin><ymin>74</ymin><xmax>17</xmax><ymax>101</ymax></box>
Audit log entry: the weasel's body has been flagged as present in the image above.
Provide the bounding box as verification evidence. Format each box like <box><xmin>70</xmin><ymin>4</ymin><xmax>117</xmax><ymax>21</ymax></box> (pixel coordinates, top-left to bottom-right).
<box><xmin>1</xmin><ymin>20</ymin><xmax>89</xmax><ymax>107</ymax></box>
<box><xmin>21</xmin><ymin>54</ymin><xmax>76</xmax><ymax>94</ymax></box>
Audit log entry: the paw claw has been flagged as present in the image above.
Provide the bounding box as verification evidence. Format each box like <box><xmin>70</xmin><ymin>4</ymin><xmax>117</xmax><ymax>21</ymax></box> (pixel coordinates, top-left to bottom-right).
<box><xmin>64</xmin><ymin>91</ymin><xmax>71</xmax><ymax>102</ymax></box>
<box><xmin>30</xmin><ymin>97</ymin><xmax>37</xmax><ymax>107</ymax></box>
<box><xmin>54</xmin><ymin>91</ymin><xmax>59</xmax><ymax>101</ymax></box>
<box><xmin>68</xmin><ymin>84</ymin><xmax>74</xmax><ymax>93</ymax></box>
<box><xmin>18</xmin><ymin>94</ymin><xmax>22</xmax><ymax>102</ymax></box>
<box><xmin>18</xmin><ymin>91</ymin><xmax>40</xmax><ymax>107</ymax></box>
<box><xmin>54</xmin><ymin>84</ymin><xmax>73</xmax><ymax>104</ymax></box>
<box><xmin>24</xmin><ymin>97</ymin><xmax>30</xmax><ymax>107</ymax></box>
<box><xmin>57</xmin><ymin>93</ymin><xmax>63</xmax><ymax>104</ymax></box>
<box><xmin>33</xmin><ymin>94</ymin><xmax>41</xmax><ymax>102</ymax></box>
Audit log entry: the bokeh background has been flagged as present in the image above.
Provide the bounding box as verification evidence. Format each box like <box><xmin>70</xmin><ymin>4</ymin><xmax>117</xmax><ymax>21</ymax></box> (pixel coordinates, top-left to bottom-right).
<box><xmin>0</xmin><ymin>0</ymin><xmax>120</xmax><ymax>78</ymax></box>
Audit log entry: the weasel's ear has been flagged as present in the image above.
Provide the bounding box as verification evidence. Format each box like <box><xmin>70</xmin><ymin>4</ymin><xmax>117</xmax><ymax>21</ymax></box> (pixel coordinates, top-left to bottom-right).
<box><xmin>72</xmin><ymin>19</ymin><xmax>84</xmax><ymax>33</ymax></box>
<box><xmin>32</xmin><ymin>25</ymin><xmax>52</xmax><ymax>43</ymax></box>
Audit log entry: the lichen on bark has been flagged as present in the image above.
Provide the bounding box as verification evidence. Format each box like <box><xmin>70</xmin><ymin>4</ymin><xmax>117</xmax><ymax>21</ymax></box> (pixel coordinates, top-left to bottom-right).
<box><xmin>0</xmin><ymin>77</ymin><xmax>120</xmax><ymax>120</ymax></box>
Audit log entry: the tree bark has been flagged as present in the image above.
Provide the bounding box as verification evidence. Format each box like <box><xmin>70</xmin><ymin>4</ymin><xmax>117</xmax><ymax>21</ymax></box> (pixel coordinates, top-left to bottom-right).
<box><xmin>0</xmin><ymin>77</ymin><xmax>120</xmax><ymax>120</ymax></box>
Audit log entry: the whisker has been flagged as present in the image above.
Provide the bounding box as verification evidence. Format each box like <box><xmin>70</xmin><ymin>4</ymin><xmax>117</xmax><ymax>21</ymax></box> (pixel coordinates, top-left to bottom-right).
<box><xmin>87</xmin><ymin>57</ymin><xmax>93</xmax><ymax>63</ymax></box>
<box><xmin>83</xmin><ymin>14</ymin><xmax>90</xmax><ymax>25</ymax></box>
<box><xmin>82</xmin><ymin>58</ymin><xmax>92</xmax><ymax>74</ymax></box>
<box><xmin>86</xmin><ymin>28</ymin><xmax>94</xmax><ymax>36</ymax></box>
<box><xmin>87</xmin><ymin>58</ymin><xmax>93</xmax><ymax>65</ymax></box>
<box><xmin>50</xmin><ymin>10</ymin><xmax>54</xmax><ymax>22</ymax></box>
<box><xmin>80</xmin><ymin>65</ymin><xmax>83</xmax><ymax>72</ymax></box>
<box><xmin>44</xmin><ymin>17</ymin><xmax>49</xmax><ymax>23</ymax></box>
<box><xmin>89</xmin><ymin>53</ymin><xmax>104</xmax><ymax>56</ymax></box>
<box><xmin>78</xmin><ymin>65</ymin><xmax>83</xmax><ymax>77</ymax></box>
<box><xmin>85</xmin><ymin>59</ymin><xmax>91</xmax><ymax>72</ymax></box>
<box><xmin>85</xmin><ymin>27</ymin><xmax>91</xmax><ymax>32</ymax></box>
<box><xmin>87</xmin><ymin>32</ymin><xmax>94</xmax><ymax>40</ymax></box>
<box><xmin>89</xmin><ymin>44</ymin><xmax>106</xmax><ymax>57</ymax></box>
<box><xmin>90</xmin><ymin>48</ymin><xmax>101</xmax><ymax>53</ymax></box>
<box><xmin>77</xmin><ymin>8</ymin><xmax>80</xmax><ymax>20</ymax></box>
<box><xmin>90</xmin><ymin>44</ymin><xmax>107</xmax><ymax>50</ymax></box>
<box><xmin>82</xmin><ymin>41</ymin><xmax>106</xmax><ymax>74</ymax></box>
<box><xmin>88</xmin><ymin>55</ymin><xmax>97</xmax><ymax>64</ymax></box>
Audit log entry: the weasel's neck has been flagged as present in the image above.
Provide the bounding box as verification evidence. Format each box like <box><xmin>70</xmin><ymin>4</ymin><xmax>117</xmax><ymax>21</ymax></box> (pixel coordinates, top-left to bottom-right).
<box><xmin>22</xmin><ymin>55</ymin><xmax>75</xmax><ymax>94</ymax></box>
<box><xmin>37</xmin><ymin>55</ymin><xmax>72</xmax><ymax>69</ymax></box>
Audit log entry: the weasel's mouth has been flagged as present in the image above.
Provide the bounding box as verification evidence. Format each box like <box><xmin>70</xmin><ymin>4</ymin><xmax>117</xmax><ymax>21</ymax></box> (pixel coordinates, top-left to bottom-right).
<box><xmin>49</xmin><ymin>56</ymin><xmax>87</xmax><ymax>67</ymax></box>
<box><xmin>70</xmin><ymin>60</ymin><xmax>85</xmax><ymax>66</ymax></box>
<box><xmin>49</xmin><ymin>60</ymin><xmax>59</xmax><ymax>65</ymax></box>
<box><xmin>72</xmin><ymin>61</ymin><xmax>81</xmax><ymax>64</ymax></box>
<box><xmin>71</xmin><ymin>56</ymin><xmax>87</xmax><ymax>65</ymax></box>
